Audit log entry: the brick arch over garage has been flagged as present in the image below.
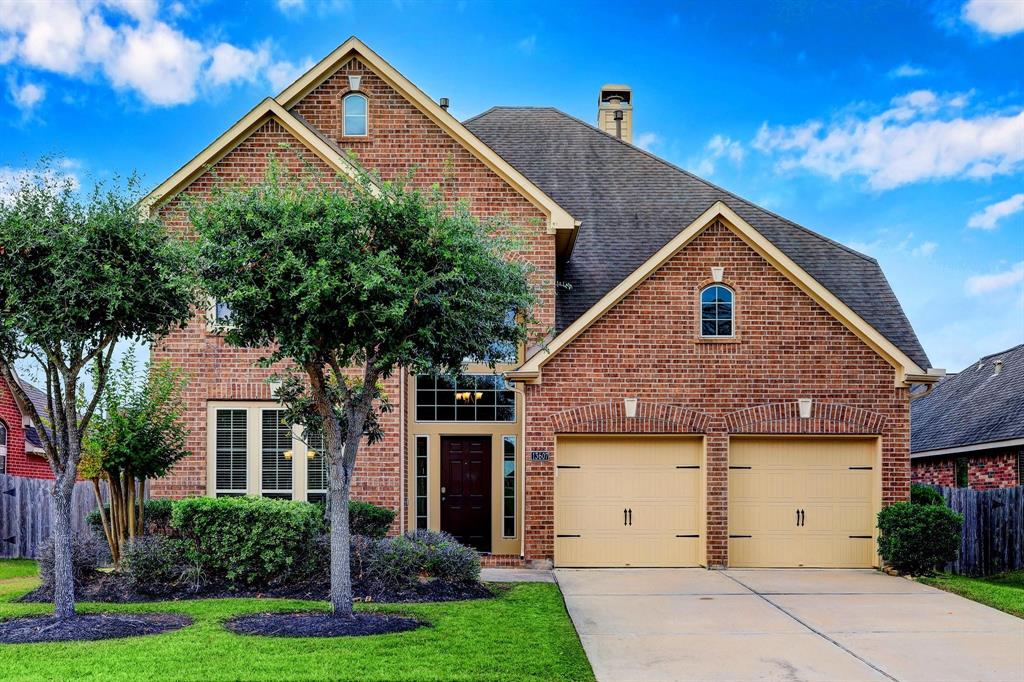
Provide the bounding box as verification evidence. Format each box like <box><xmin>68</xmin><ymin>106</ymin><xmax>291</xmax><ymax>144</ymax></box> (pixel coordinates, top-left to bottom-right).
<box><xmin>725</xmin><ymin>402</ymin><xmax>886</xmax><ymax>435</ymax></box>
<box><xmin>551</xmin><ymin>401</ymin><xmax>711</xmax><ymax>434</ymax></box>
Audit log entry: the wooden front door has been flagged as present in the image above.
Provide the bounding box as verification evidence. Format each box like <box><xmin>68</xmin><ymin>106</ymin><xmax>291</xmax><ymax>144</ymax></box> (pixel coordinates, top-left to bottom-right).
<box><xmin>441</xmin><ymin>436</ymin><xmax>492</xmax><ymax>552</ymax></box>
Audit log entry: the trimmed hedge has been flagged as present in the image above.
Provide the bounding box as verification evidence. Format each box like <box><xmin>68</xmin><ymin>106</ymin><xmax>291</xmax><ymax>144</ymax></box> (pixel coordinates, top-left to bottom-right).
<box><xmin>910</xmin><ymin>483</ymin><xmax>945</xmax><ymax>506</ymax></box>
<box><xmin>87</xmin><ymin>499</ymin><xmax>175</xmax><ymax>535</ymax></box>
<box><xmin>877</xmin><ymin>501</ymin><xmax>963</xmax><ymax>575</ymax></box>
<box><xmin>349</xmin><ymin>500</ymin><xmax>397</xmax><ymax>539</ymax></box>
<box><xmin>171</xmin><ymin>496</ymin><xmax>324</xmax><ymax>586</ymax></box>
<box><xmin>352</xmin><ymin>529</ymin><xmax>480</xmax><ymax>592</ymax></box>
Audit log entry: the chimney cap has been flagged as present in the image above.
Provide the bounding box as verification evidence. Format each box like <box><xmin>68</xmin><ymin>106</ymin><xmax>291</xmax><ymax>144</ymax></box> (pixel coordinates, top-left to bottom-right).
<box><xmin>439</xmin><ymin>97</ymin><xmax>450</xmax><ymax>110</ymax></box>
<box><xmin>599</xmin><ymin>84</ymin><xmax>632</xmax><ymax>105</ymax></box>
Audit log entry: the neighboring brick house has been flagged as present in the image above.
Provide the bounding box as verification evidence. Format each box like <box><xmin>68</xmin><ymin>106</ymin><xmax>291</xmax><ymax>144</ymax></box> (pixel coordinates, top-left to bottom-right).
<box><xmin>145</xmin><ymin>37</ymin><xmax>941</xmax><ymax>569</ymax></box>
<box><xmin>912</xmin><ymin>344</ymin><xmax>1023</xmax><ymax>490</ymax></box>
<box><xmin>0</xmin><ymin>377</ymin><xmax>53</xmax><ymax>479</ymax></box>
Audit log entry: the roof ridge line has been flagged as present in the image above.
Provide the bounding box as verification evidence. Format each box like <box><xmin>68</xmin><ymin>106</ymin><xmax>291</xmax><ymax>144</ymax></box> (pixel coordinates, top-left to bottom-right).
<box><xmin>531</xmin><ymin>107</ymin><xmax>879</xmax><ymax>265</ymax></box>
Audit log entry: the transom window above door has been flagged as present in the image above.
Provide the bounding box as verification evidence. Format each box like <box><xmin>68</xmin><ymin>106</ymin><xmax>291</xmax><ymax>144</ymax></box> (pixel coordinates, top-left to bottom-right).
<box><xmin>416</xmin><ymin>374</ymin><xmax>515</xmax><ymax>422</ymax></box>
<box><xmin>700</xmin><ymin>284</ymin><xmax>734</xmax><ymax>337</ymax></box>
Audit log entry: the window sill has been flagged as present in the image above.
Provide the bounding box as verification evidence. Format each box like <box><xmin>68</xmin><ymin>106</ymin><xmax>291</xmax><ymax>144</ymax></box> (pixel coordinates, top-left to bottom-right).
<box><xmin>693</xmin><ymin>336</ymin><xmax>741</xmax><ymax>345</ymax></box>
<box><xmin>338</xmin><ymin>135</ymin><xmax>370</xmax><ymax>142</ymax></box>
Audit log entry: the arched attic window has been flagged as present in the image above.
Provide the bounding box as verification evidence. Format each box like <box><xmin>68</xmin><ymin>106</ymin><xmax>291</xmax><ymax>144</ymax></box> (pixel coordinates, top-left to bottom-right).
<box><xmin>343</xmin><ymin>93</ymin><xmax>368</xmax><ymax>137</ymax></box>
<box><xmin>700</xmin><ymin>284</ymin><xmax>734</xmax><ymax>337</ymax></box>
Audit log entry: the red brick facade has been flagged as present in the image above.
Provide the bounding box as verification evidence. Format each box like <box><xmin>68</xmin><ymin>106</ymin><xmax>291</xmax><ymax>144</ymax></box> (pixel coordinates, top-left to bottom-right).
<box><xmin>522</xmin><ymin>222</ymin><xmax>910</xmax><ymax>567</ymax></box>
<box><xmin>912</xmin><ymin>448</ymin><xmax>1021</xmax><ymax>490</ymax></box>
<box><xmin>151</xmin><ymin>49</ymin><xmax>915</xmax><ymax>568</ymax></box>
<box><xmin>0</xmin><ymin>379</ymin><xmax>52</xmax><ymax>480</ymax></box>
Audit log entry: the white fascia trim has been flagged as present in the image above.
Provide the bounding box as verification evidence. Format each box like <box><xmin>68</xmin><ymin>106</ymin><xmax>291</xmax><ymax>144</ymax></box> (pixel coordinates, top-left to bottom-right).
<box><xmin>911</xmin><ymin>437</ymin><xmax>1024</xmax><ymax>459</ymax></box>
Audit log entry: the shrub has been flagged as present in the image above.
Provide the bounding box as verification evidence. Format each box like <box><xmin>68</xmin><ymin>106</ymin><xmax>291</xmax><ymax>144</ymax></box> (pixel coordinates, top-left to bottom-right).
<box><xmin>120</xmin><ymin>535</ymin><xmax>190</xmax><ymax>592</ymax></box>
<box><xmin>38</xmin><ymin>535</ymin><xmax>105</xmax><ymax>589</ymax></box>
<box><xmin>349</xmin><ymin>500</ymin><xmax>397</xmax><ymax>539</ymax></box>
<box><xmin>355</xmin><ymin>529</ymin><xmax>480</xmax><ymax>592</ymax></box>
<box><xmin>910</xmin><ymin>483</ymin><xmax>945</xmax><ymax>506</ymax></box>
<box><xmin>87</xmin><ymin>499</ymin><xmax>175</xmax><ymax>536</ymax></box>
<box><xmin>877</xmin><ymin>502</ymin><xmax>963</xmax><ymax>575</ymax></box>
<box><xmin>171</xmin><ymin>496</ymin><xmax>324</xmax><ymax>586</ymax></box>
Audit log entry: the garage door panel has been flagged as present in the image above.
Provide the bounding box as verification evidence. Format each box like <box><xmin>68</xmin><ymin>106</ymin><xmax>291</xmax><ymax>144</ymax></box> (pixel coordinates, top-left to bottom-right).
<box><xmin>728</xmin><ymin>437</ymin><xmax>877</xmax><ymax>569</ymax></box>
<box><xmin>555</xmin><ymin>437</ymin><xmax>702</xmax><ymax>568</ymax></box>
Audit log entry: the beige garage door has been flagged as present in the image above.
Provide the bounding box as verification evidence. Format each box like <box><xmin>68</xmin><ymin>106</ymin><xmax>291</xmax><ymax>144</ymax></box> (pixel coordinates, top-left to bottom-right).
<box><xmin>729</xmin><ymin>437</ymin><xmax>878</xmax><ymax>568</ymax></box>
<box><xmin>555</xmin><ymin>436</ymin><xmax>702</xmax><ymax>567</ymax></box>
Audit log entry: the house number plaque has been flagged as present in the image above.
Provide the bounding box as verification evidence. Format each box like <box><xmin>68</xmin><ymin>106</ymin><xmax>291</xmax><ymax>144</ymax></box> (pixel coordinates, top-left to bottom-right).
<box><xmin>530</xmin><ymin>451</ymin><xmax>551</xmax><ymax>462</ymax></box>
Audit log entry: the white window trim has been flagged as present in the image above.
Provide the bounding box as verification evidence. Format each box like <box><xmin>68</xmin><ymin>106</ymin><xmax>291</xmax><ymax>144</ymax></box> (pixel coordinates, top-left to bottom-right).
<box><xmin>342</xmin><ymin>92</ymin><xmax>368</xmax><ymax>137</ymax></box>
<box><xmin>699</xmin><ymin>284</ymin><xmax>736</xmax><ymax>339</ymax></box>
<box><xmin>213</xmin><ymin>408</ymin><xmax>248</xmax><ymax>497</ymax></box>
<box><xmin>205</xmin><ymin>297</ymin><xmax>236</xmax><ymax>333</ymax></box>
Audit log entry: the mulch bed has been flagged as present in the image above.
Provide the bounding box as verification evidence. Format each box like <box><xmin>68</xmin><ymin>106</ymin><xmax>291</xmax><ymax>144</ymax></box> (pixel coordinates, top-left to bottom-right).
<box><xmin>225</xmin><ymin>612</ymin><xmax>422</xmax><ymax>638</ymax></box>
<box><xmin>21</xmin><ymin>573</ymin><xmax>495</xmax><ymax>605</ymax></box>
<box><xmin>0</xmin><ymin>613</ymin><xmax>191</xmax><ymax>644</ymax></box>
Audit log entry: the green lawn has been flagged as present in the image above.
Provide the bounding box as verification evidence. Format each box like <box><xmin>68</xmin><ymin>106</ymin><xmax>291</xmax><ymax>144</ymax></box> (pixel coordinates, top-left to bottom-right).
<box><xmin>0</xmin><ymin>561</ymin><xmax>593</xmax><ymax>682</ymax></box>
<box><xmin>0</xmin><ymin>560</ymin><xmax>38</xmax><ymax>582</ymax></box>
<box><xmin>920</xmin><ymin>570</ymin><xmax>1024</xmax><ymax>619</ymax></box>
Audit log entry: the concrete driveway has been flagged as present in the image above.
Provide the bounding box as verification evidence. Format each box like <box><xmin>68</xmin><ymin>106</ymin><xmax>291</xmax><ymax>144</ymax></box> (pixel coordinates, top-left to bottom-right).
<box><xmin>556</xmin><ymin>568</ymin><xmax>1024</xmax><ymax>682</ymax></box>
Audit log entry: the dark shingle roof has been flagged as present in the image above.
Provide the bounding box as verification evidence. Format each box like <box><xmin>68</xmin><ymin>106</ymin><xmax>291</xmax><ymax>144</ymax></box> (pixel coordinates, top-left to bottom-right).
<box><xmin>912</xmin><ymin>344</ymin><xmax>1024</xmax><ymax>453</ymax></box>
<box><xmin>464</xmin><ymin>107</ymin><xmax>930</xmax><ymax>370</ymax></box>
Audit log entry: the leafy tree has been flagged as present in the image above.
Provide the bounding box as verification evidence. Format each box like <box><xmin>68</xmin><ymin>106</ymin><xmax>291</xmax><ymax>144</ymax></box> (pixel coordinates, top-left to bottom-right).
<box><xmin>191</xmin><ymin>162</ymin><xmax>537</xmax><ymax>617</ymax></box>
<box><xmin>0</xmin><ymin>164</ymin><xmax>196</xmax><ymax>619</ymax></box>
<box><xmin>80</xmin><ymin>347</ymin><xmax>190</xmax><ymax>565</ymax></box>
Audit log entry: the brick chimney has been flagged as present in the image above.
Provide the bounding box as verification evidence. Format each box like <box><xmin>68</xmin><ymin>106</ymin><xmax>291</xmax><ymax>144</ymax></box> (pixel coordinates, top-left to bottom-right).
<box><xmin>598</xmin><ymin>84</ymin><xmax>632</xmax><ymax>143</ymax></box>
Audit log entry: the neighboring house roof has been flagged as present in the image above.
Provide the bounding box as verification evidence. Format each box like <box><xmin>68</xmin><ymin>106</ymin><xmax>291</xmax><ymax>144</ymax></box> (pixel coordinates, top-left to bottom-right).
<box><xmin>912</xmin><ymin>344</ymin><xmax>1024</xmax><ymax>455</ymax></box>
<box><xmin>464</xmin><ymin>107</ymin><xmax>930</xmax><ymax>371</ymax></box>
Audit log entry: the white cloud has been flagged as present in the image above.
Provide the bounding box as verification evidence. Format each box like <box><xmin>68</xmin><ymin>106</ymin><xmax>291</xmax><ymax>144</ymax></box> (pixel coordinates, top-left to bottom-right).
<box><xmin>913</xmin><ymin>241</ymin><xmax>938</xmax><ymax>257</ymax></box>
<box><xmin>967</xmin><ymin>193</ymin><xmax>1024</xmax><ymax>230</ymax></box>
<box><xmin>962</xmin><ymin>0</ymin><xmax>1024</xmax><ymax>36</ymax></box>
<box><xmin>753</xmin><ymin>90</ymin><xmax>1024</xmax><ymax>190</ymax></box>
<box><xmin>0</xmin><ymin>163</ymin><xmax>80</xmax><ymax>204</ymax></box>
<box><xmin>847</xmin><ymin>231</ymin><xmax>938</xmax><ymax>260</ymax></box>
<box><xmin>265</xmin><ymin>57</ymin><xmax>314</xmax><ymax>92</ymax></box>
<box><xmin>517</xmin><ymin>35</ymin><xmax>536</xmax><ymax>55</ymax></box>
<box><xmin>888</xmin><ymin>63</ymin><xmax>928</xmax><ymax>78</ymax></box>
<box><xmin>694</xmin><ymin>134</ymin><xmax>744</xmax><ymax>176</ymax></box>
<box><xmin>10</xmin><ymin>79</ymin><xmax>45</xmax><ymax>110</ymax></box>
<box><xmin>0</xmin><ymin>1</ymin><xmax>310</xmax><ymax>106</ymax></box>
<box><xmin>208</xmin><ymin>42</ymin><xmax>270</xmax><ymax>87</ymax></box>
<box><xmin>633</xmin><ymin>132</ymin><xmax>659</xmax><ymax>151</ymax></box>
<box><xmin>965</xmin><ymin>261</ymin><xmax>1024</xmax><ymax>295</ymax></box>
<box><xmin>276</xmin><ymin>0</ymin><xmax>306</xmax><ymax>11</ymax></box>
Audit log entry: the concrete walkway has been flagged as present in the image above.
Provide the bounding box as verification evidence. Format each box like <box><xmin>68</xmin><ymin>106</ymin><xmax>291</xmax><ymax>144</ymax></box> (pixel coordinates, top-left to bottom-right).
<box><xmin>480</xmin><ymin>567</ymin><xmax>555</xmax><ymax>583</ymax></box>
<box><xmin>555</xmin><ymin>568</ymin><xmax>1024</xmax><ymax>682</ymax></box>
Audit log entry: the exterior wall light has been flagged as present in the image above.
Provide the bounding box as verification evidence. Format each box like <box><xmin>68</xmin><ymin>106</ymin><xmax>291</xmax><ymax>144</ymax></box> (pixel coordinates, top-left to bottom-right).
<box><xmin>283</xmin><ymin>450</ymin><xmax>294</xmax><ymax>460</ymax></box>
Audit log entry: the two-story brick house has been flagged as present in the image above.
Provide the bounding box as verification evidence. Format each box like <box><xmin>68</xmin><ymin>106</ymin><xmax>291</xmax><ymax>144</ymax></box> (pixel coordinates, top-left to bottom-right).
<box><xmin>146</xmin><ymin>38</ymin><xmax>941</xmax><ymax>569</ymax></box>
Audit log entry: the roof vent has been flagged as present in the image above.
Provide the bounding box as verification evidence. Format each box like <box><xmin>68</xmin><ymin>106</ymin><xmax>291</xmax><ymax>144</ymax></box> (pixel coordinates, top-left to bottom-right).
<box><xmin>994</xmin><ymin>359</ymin><xmax>1003</xmax><ymax>375</ymax></box>
<box><xmin>598</xmin><ymin>84</ymin><xmax>632</xmax><ymax>143</ymax></box>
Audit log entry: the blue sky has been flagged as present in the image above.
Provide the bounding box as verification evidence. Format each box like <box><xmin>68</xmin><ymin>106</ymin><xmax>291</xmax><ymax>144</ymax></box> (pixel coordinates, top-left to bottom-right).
<box><xmin>1</xmin><ymin>0</ymin><xmax>1022</xmax><ymax>372</ymax></box>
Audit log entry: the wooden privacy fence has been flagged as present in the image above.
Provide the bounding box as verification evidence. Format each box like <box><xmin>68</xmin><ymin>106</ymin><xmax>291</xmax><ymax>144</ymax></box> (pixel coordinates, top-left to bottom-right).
<box><xmin>932</xmin><ymin>485</ymin><xmax>1024</xmax><ymax>576</ymax></box>
<box><xmin>0</xmin><ymin>474</ymin><xmax>104</xmax><ymax>559</ymax></box>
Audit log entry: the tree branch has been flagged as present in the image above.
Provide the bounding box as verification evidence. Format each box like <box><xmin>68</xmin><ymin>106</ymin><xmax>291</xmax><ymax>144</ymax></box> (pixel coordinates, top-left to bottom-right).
<box><xmin>80</xmin><ymin>340</ymin><xmax>117</xmax><ymax>433</ymax></box>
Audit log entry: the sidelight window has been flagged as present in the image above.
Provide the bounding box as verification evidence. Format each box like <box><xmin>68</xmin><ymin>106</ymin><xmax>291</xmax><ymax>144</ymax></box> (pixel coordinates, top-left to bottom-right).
<box><xmin>503</xmin><ymin>435</ymin><xmax>516</xmax><ymax>537</ymax></box>
<box><xmin>415</xmin><ymin>435</ymin><xmax>428</xmax><ymax>529</ymax></box>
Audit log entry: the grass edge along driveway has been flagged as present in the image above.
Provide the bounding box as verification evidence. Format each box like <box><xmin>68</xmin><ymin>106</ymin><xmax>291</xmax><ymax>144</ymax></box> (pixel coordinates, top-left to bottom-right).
<box><xmin>0</xmin><ymin>562</ymin><xmax>594</xmax><ymax>682</ymax></box>
<box><xmin>919</xmin><ymin>570</ymin><xmax>1024</xmax><ymax>619</ymax></box>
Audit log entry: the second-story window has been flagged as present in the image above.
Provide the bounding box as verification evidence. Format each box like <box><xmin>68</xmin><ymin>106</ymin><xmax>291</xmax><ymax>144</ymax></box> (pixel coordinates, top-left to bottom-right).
<box><xmin>700</xmin><ymin>284</ymin><xmax>734</xmax><ymax>337</ymax></box>
<box><xmin>343</xmin><ymin>93</ymin><xmax>368</xmax><ymax>136</ymax></box>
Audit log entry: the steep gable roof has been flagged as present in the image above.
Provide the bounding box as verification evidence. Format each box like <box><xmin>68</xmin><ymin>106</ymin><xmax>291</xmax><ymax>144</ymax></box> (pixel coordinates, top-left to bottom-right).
<box><xmin>912</xmin><ymin>344</ymin><xmax>1024</xmax><ymax>454</ymax></box>
<box><xmin>275</xmin><ymin>37</ymin><xmax>578</xmax><ymax>253</ymax></box>
<box><xmin>464</xmin><ymin>107</ymin><xmax>930</xmax><ymax>371</ymax></box>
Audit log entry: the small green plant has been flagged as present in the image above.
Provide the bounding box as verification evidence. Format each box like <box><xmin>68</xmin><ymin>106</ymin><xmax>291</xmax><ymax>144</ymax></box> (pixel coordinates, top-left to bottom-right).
<box><xmin>877</xmin><ymin>502</ymin><xmax>963</xmax><ymax>575</ymax></box>
<box><xmin>348</xmin><ymin>500</ymin><xmax>397</xmax><ymax>539</ymax></box>
<box><xmin>120</xmin><ymin>536</ymin><xmax>191</xmax><ymax>592</ymax></box>
<box><xmin>171</xmin><ymin>496</ymin><xmax>324</xmax><ymax>586</ymax></box>
<box><xmin>910</xmin><ymin>483</ymin><xmax>945</xmax><ymax>506</ymax></box>
<box><xmin>87</xmin><ymin>499</ymin><xmax>174</xmax><ymax>536</ymax></box>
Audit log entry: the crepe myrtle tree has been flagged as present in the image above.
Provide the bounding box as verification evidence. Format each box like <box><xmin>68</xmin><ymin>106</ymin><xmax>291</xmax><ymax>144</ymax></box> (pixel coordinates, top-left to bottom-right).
<box><xmin>191</xmin><ymin>162</ymin><xmax>537</xmax><ymax>618</ymax></box>
<box><xmin>0</xmin><ymin>165</ymin><xmax>196</xmax><ymax>619</ymax></box>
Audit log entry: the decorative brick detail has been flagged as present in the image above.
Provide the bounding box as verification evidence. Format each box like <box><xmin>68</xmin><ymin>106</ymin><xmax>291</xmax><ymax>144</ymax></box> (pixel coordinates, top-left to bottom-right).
<box><xmin>551</xmin><ymin>400</ymin><xmax>710</xmax><ymax>434</ymax></box>
<box><xmin>480</xmin><ymin>554</ymin><xmax>526</xmax><ymax>568</ymax></box>
<box><xmin>725</xmin><ymin>402</ymin><xmax>886</xmax><ymax>434</ymax></box>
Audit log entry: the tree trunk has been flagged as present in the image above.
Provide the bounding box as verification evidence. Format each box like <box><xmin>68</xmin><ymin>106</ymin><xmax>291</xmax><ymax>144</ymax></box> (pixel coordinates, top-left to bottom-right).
<box><xmin>51</xmin><ymin>471</ymin><xmax>77</xmax><ymax>619</ymax></box>
<box><xmin>328</xmin><ymin>468</ymin><xmax>353</xmax><ymax>618</ymax></box>
<box><xmin>91</xmin><ymin>479</ymin><xmax>117</xmax><ymax>565</ymax></box>
<box><xmin>126</xmin><ymin>469</ymin><xmax>136</xmax><ymax>543</ymax></box>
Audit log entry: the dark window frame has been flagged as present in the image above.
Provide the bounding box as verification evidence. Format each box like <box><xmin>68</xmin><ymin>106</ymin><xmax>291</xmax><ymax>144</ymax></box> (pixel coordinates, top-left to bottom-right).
<box><xmin>415</xmin><ymin>374</ymin><xmax>516</xmax><ymax>423</ymax></box>
<box><xmin>699</xmin><ymin>284</ymin><xmax>735</xmax><ymax>338</ymax></box>
<box><xmin>955</xmin><ymin>456</ymin><xmax>969</xmax><ymax>488</ymax></box>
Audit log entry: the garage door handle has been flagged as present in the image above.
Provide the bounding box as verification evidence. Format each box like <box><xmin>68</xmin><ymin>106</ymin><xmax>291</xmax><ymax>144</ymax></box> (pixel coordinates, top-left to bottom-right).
<box><xmin>799</xmin><ymin>509</ymin><xmax>805</xmax><ymax>526</ymax></box>
<box><xmin>796</xmin><ymin>509</ymin><xmax>800</xmax><ymax>526</ymax></box>
<box><xmin>628</xmin><ymin>508</ymin><xmax>632</xmax><ymax>526</ymax></box>
<box><xmin>624</xmin><ymin>508</ymin><xmax>628</xmax><ymax>526</ymax></box>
